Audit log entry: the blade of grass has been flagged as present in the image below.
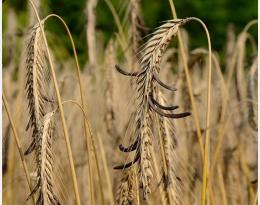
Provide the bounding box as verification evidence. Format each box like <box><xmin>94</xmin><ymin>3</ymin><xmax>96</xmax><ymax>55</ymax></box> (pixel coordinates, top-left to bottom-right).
<box><xmin>185</xmin><ymin>17</ymin><xmax>212</xmax><ymax>205</ymax></box>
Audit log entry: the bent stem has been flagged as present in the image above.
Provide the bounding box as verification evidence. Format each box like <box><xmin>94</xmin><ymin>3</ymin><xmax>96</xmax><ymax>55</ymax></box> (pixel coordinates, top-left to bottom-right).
<box><xmin>168</xmin><ymin>0</ymin><xmax>204</xmax><ymax>159</ymax></box>
<box><xmin>3</xmin><ymin>92</ymin><xmax>35</xmax><ymax>205</ymax></box>
<box><xmin>28</xmin><ymin>1</ymin><xmax>81</xmax><ymax>204</ymax></box>
<box><xmin>184</xmin><ymin>17</ymin><xmax>212</xmax><ymax>205</ymax></box>
<box><xmin>44</xmin><ymin>13</ymin><xmax>100</xmax><ymax>205</ymax></box>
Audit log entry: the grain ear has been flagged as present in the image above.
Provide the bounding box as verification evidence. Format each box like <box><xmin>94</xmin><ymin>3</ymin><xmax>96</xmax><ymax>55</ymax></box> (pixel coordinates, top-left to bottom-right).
<box><xmin>25</xmin><ymin>21</ymin><xmax>52</xmax><ymax>152</ymax></box>
<box><xmin>114</xmin><ymin>19</ymin><xmax>191</xmax><ymax>200</ymax></box>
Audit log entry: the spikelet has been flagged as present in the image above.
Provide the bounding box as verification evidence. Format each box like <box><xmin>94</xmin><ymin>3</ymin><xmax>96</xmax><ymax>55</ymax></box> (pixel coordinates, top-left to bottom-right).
<box><xmin>139</xmin><ymin>113</ymin><xmax>153</xmax><ymax>199</ymax></box>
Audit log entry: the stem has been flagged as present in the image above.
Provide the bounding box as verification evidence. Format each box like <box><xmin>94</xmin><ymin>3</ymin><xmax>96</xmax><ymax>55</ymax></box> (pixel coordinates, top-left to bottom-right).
<box><xmin>168</xmin><ymin>0</ymin><xmax>204</xmax><ymax>159</ymax></box>
<box><xmin>28</xmin><ymin>1</ymin><xmax>81</xmax><ymax>204</ymax></box>
<box><xmin>3</xmin><ymin>92</ymin><xmax>35</xmax><ymax>205</ymax></box>
<box><xmin>185</xmin><ymin>17</ymin><xmax>212</xmax><ymax>205</ymax></box>
<box><xmin>44</xmin><ymin>13</ymin><xmax>98</xmax><ymax>205</ymax></box>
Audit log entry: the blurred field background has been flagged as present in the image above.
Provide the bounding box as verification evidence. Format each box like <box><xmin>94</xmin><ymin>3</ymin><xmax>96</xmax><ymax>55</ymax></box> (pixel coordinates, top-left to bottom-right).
<box><xmin>2</xmin><ymin>0</ymin><xmax>258</xmax><ymax>205</ymax></box>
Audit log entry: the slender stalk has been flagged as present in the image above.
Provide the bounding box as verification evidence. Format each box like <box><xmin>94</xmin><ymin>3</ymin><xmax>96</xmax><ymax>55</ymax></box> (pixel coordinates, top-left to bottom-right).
<box><xmin>3</xmin><ymin>92</ymin><xmax>35</xmax><ymax>205</ymax></box>
<box><xmin>185</xmin><ymin>17</ymin><xmax>212</xmax><ymax>205</ymax></box>
<box><xmin>44</xmin><ymin>13</ymin><xmax>97</xmax><ymax>205</ymax></box>
<box><xmin>168</xmin><ymin>0</ymin><xmax>204</xmax><ymax>159</ymax></box>
<box><xmin>28</xmin><ymin>1</ymin><xmax>81</xmax><ymax>204</ymax></box>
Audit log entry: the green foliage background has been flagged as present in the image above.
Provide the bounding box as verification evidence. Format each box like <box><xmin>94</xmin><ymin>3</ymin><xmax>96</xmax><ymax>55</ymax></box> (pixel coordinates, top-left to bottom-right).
<box><xmin>3</xmin><ymin>0</ymin><xmax>258</xmax><ymax>66</ymax></box>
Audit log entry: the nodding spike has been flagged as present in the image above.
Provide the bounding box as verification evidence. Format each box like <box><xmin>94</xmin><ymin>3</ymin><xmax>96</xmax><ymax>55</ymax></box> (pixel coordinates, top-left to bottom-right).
<box><xmin>148</xmin><ymin>97</ymin><xmax>191</xmax><ymax>118</ymax></box>
<box><xmin>149</xmin><ymin>94</ymin><xmax>179</xmax><ymax>110</ymax></box>
<box><xmin>115</xmin><ymin>64</ymin><xmax>139</xmax><ymax>76</ymax></box>
<box><xmin>153</xmin><ymin>72</ymin><xmax>177</xmax><ymax>91</ymax></box>
<box><xmin>119</xmin><ymin>138</ymin><xmax>139</xmax><ymax>152</ymax></box>
<box><xmin>113</xmin><ymin>153</ymin><xmax>140</xmax><ymax>170</ymax></box>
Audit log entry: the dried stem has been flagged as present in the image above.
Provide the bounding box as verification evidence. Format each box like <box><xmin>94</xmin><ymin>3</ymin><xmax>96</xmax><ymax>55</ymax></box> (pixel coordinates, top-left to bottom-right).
<box><xmin>168</xmin><ymin>0</ymin><xmax>204</xmax><ymax>159</ymax></box>
<box><xmin>28</xmin><ymin>1</ymin><xmax>81</xmax><ymax>204</ymax></box>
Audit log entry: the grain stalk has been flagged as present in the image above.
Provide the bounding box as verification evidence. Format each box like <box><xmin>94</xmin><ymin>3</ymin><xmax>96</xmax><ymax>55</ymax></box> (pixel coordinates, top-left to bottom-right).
<box><xmin>168</xmin><ymin>3</ymin><xmax>212</xmax><ymax>204</ymax></box>
<box><xmin>28</xmin><ymin>1</ymin><xmax>81</xmax><ymax>204</ymax></box>
<box><xmin>44</xmin><ymin>13</ymin><xmax>102</xmax><ymax>205</ymax></box>
<box><xmin>168</xmin><ymin>0</ymin><xmax>204</xmax><ymax>159</ymax></box>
